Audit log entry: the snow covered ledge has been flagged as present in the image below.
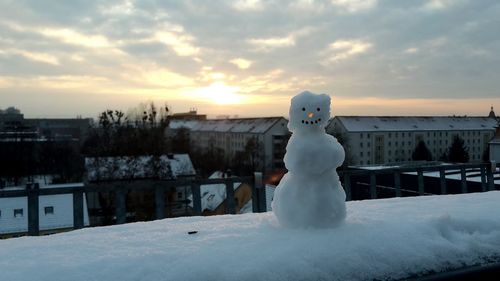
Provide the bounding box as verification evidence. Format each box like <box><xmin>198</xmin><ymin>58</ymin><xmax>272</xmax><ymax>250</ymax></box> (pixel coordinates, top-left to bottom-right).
<box><xmin>2</xmin><ymin>192</ymin><xmax>500</xmax><ymax>281</ymax></box>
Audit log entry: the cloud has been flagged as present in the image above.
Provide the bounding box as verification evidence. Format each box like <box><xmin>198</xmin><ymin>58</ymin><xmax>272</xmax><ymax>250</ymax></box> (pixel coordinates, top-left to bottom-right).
<box><xmin>422</xmin><ymin>0</ymin><xmax>461</xmax><ymax>11</ymax></box>
<box><xmin>40</xmin><ymin>28</ymin><xmax>113</xmax><ymax>49</ymax></box>
<box><xmin>153</xmin><ymin>31</ymin><xmax>199</xmax><ymax>56</ymax></box>
<box><xmin>0</xmin><ymin>49</ymin><xmax>59</xmax><ymax>65</ymax></box>
<box><xmin>233</xmin><ymin>0</ymin><xmax>264</xmax><ymax>11</ymax></box>
<box><xmin>230</xmin><ymin>58</ymin><xmax>253</xmax><ymax>69</ymax></box>
<box><xmin>247</xmin><ymin>35</ymin><xmax>295</xmax><ymax>50</ymax></box>
<box><xmin>247</xmin><ymin>27</ymin><xmax>315</xmax><ymax>52</ymax></box>
<box><xmin>323</xmin><ymin>39</ymin><xmax>373</xmax><ymax>64</ymax></box>
<box><xmin>331</xmin><ymin>0</ymin><xmax>377</xmax><ymax>12</ymax></box>
<box><xmin>404</xmin><ymin>47</ymin><xmax>419</xmax><ymax>54</ymax></box>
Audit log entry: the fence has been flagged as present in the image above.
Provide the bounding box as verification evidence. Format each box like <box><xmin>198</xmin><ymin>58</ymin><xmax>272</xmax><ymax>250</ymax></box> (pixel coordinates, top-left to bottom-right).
<box><xmin>1</xmin><ymin>163</ymin><xmax>498</xmax><ymax>237</ymax></box>
<box><xmin>339</xmin><ymin>162</ymin><xmax>498</xmax><ymax>201</ymax></box>
<box><xmin>0</xmin><ymin>173</ymin><xmax>267</xmax><ymax>236</ymax></box>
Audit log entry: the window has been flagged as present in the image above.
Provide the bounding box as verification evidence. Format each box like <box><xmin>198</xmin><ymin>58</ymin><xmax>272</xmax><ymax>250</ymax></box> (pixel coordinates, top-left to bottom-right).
<box><xmin>360</xmin><ymin>142</ymin><xmax>363</xmax><ymax>148</ymax></box>
<box><xmin>177</xmin><ymin>192</ymin><xmax>183</xmax><ymax>199</ymax></box>
<box><xmin>14</xmin><ymin>209</ymin><xmax>23</xmax><ymax>217</ymax></box>
<box><xmin>44</xmin><ymin>206</ymin><xmax>54</xmax><ymax>215</ymax></box>
<box><xmin>360</xmin><ymin>151</ymin><xmax>364</xmax><ymax>157</ymax></box>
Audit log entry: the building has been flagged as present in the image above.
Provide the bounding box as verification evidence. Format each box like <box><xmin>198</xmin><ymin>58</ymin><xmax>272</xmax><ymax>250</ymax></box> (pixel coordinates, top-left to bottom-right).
<box><xmin>84</xmin><ymin>154</ymin><xmax>196</xmax><ymax>222</ymax></box>
<box><xmin>0</xmin><ymin>183</ymin><xmax>90</xmax><ymax>238</ymax></box>
<box><xmin>168</xmin><ymin>117</ymin><xmax>289</xmax><ymax>172</ymax></box>
<box><xmin>0</xmin><ymin>107</ymin><xmax>24</xmax><ymax>127</ymax></box>
<box><xmin>328</xmin><ymin>116</ymin><xmax>498</xmax><ymax>166</ymax></box>
<box><xmin>24</xmin><ymin>118</ymin><xmax>92</xmax><ymax>142</ymax></box>
<box><xmin>1</xmin><ymin>107</ymin><xmax>92</xmax><ymax>142</ymax></box>
<box><xmin>168</xmin><ymin>109</ymin><xmax>207</xmax><ymax>121</ymax></box>
<box><xmin>489</xmin><ymin>124</ymin><xmax>500</xmax><ymax>164</ymax></box>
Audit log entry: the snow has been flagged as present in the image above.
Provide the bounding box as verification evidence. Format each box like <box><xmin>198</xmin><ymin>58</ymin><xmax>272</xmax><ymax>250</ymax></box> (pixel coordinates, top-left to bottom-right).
<box><xmin>273</xmin><ymin>91</ymin><xmax>346</xmax><ymax>228</ymax></box>
<box><xmin>169</xmin><ymin>117</ymin><xmax>285</xmax><ymax>134</ymax></box>
<box><xmin>335</xmin><ymin>116</ymin><xmax>497</xmax><ymax>132</ymax></box>
<box><xmin>1</xmin><ymin>192</ymin><xmax>500</xmax><ymax>281</ymax></box>
<box><xmin>405</xmin><ymin>169</ymin><xmax>500</xmax><ymax>185</ymax></box>
<box><xmin>187</xmin><ymin>171</ymin><xmax>241</xmax><ymax>212</ymax></box>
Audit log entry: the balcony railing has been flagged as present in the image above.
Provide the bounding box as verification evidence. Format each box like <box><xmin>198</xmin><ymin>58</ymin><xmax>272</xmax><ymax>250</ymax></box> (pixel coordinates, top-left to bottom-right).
<box><xmin>0</xmin><ymin>173</ymin><xmax>267</xmax><ymax>236</ymax></box>
<box><xmin>339</xmin><ymin>162</ymin><xmax>498</xmax><ymax>201</ymax></box>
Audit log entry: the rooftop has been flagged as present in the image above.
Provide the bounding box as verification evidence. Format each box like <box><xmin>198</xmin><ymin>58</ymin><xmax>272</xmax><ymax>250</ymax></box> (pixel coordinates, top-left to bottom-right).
<box><xmin>334</xmin><ymin>116</ymin><xmax>498</xmax><ymax>132</ymax></box>
<box><xmin>169</xmin><ymin>117</ymin><xmax>287</xmax><ymax>134</ymax></box>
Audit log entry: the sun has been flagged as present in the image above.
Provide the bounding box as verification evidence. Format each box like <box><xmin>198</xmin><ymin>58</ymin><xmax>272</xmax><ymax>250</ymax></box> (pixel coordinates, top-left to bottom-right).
<box><xmin>197</xmin><ymin>81</ymin><xmax>245</xmax><ymax>105</ymax></box>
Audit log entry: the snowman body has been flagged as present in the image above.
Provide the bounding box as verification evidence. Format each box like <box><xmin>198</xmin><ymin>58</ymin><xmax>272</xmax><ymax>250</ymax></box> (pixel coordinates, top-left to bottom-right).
<box><xmin>272</xmin><ymin>91</ymin><xmax>346</xmax><ymax>228</ymax></box>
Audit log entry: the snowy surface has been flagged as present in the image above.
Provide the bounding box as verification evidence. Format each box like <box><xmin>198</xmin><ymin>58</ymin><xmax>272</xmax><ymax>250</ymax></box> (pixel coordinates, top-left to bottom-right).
<box><xmin>2</xmin><ymin>192</ymin><xmax>500</xmax><ymax>281</ymax></box>
<box><xmin>0</xmin><ymin>183</ymin><xmax>89</xmax><ymax>235</ymax></box>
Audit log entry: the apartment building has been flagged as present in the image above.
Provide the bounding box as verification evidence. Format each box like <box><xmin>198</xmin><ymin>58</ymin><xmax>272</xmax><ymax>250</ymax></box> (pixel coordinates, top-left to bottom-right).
<box><xmin>168</xmin><ymin>117</ymin><xmax>289</xmax><ymax>172</ymax></box>
<box><xmin>328</xmin><ymin>116</ymin><xmax>498</xmax><ymax>166</ymax></box>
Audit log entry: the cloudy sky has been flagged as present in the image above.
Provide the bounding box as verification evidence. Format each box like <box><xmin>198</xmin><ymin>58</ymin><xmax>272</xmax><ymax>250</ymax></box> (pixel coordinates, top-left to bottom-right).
<box><xmin>1</xmin><ymin>0</ymin><xmax>499</xmax><ymax>118</ymax></box>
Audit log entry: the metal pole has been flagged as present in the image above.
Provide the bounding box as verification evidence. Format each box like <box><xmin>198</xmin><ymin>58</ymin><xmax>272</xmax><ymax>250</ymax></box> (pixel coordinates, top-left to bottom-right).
<box><xmin>27</xmin><ymin>183</ymin><xmax>40</xmax><ymax>236</ymax></box>
<box><xmin>73</xmin><ymin>189</ymin><xmax>84</xmax><ymax>229</ymax></box>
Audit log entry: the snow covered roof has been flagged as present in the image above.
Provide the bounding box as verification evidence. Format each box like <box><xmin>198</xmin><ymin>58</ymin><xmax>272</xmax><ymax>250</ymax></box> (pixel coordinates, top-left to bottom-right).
<box><xmin>188</xmin><ymin>171</ymin><xmax>241</xmax><ymax>212</ymax></box>
<box><xmin>335</xmin><ymin>116</ymin><xmax>498</xmax><ymax>132</ymax></box>
<box><xmin>405</xmin><ymin>168</ymin><xmax>500</xmax><ymax>184</ymax></box>
<box><xmin>85</xmin><ymin>154</ymin><xmax>195</xmax><ymax>181</ymax></box>
<box><xmin>2</xmin><ymin>191</ymin><xmax>500</xmax><ymax>281</ymax></box>
<box><xmin>0</xmin><ymin>183</ymin><xmax>89</xmax><ymax>235</ymax></box>
<box><xmin>169</xmin><ymin>117</ymin><xmax>286</xmax><ymax>134</ymax></box>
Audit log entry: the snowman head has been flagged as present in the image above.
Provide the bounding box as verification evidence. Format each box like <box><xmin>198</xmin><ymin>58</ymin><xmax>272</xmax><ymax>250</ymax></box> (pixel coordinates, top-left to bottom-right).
<box><xmin>288</xmin><ymin>91</ymin><xmax>331</xmax><ymax>133</ymax></box>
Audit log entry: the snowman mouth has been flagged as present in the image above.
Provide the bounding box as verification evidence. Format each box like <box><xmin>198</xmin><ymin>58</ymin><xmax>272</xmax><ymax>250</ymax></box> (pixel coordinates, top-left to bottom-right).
<box><xmin>301</xmin><ymin>118</ymin><xmax>322</xmax><ymax>125</ymax></box>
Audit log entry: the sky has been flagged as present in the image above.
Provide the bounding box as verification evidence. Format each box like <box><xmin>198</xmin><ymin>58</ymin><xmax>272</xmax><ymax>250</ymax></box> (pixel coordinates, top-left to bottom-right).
<box><xmin>0</xmin><ymin>0</ymin><xmax>499</xmax><ymax>119</ymax></box>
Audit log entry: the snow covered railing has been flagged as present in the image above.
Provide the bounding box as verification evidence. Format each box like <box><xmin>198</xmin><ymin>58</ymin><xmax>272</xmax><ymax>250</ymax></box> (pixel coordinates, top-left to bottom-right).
<box><xmin>0</xmin><ymin>174</ymin><xmax>265</xmax><ymax>236</ymax></box>
<box><xmin>340</xmin><ymin>162</ymin><xmax>497</xmax><ymax>201</ymax></box>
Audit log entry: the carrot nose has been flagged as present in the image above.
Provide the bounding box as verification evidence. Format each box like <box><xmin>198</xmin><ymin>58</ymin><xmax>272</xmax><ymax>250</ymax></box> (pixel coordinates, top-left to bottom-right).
<box><xmin>308</xmin><ymin>112</ymin><xmax>314</xmax><ymax>118</ymax></box>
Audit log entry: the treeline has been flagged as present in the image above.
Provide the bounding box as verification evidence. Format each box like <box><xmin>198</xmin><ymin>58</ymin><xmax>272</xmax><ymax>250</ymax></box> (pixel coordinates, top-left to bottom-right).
<box><xmin>82</xmin><ymin>103</ymin><xmax>170</xmax><ymax>157</ymax></box>
<box><xmin>0</xmin><ymin>139</ymin><xmax>83</xmax><ymax>186</ymax></box>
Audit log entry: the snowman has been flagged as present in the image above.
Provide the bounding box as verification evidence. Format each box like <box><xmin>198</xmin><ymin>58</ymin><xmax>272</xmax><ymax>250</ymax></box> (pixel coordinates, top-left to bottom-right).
<box><xmin>272</xmin><ymin>91</ymin><xmax>346</xmax><ymax>228</ymax></box>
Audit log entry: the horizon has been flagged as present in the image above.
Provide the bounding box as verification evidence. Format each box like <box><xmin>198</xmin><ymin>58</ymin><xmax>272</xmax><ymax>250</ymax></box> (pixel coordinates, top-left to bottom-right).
<box><xmin>1</xmin><ymin>1</ymin><xmax>499</xmax><ymax>119</ymax></box>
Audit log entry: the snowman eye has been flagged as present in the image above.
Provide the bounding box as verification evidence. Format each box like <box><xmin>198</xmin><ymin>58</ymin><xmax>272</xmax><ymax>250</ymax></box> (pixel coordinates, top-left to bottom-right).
<box><xmin>302</xmin><ymin>107</ymin><xmax>305</xmax><ymax>111</ymax></box>
<box><xmin>317</xmin><ymin>108</ymin><xmax>320</xmax><ymax>111</ymax></box>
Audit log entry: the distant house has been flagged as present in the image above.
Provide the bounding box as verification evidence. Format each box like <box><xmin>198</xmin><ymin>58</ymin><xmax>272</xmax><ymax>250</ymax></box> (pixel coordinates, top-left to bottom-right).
<box><xmin>168</xmin><ymin>117</ymin><xmax>289</xmax><ymax>172</ymax></box>
<box><xmin>489</xmin><ymin>124</ymin><xmax>500</xmax><ymax>164</ymax></box>
<box><xmin>187</xmin><ymin>171</ymin><xmax>252</xmax><ymax>215</ymax></box>
<box><xmin>0</xmin><ymin>183</ymin><xmax>90</xmax><ymax>238</ymax></box>
<box><xmin>84</xmin><ymin>154</ymin><xmax>195</xmax><ymax>182</ymax></box>
<box><xmin>84</xmin><ymin>154</ymin><xmax>196</xmax><ymax>222</ymax></box>
<box><xmin>188</xmin><ymin>171</ymin><xmax>277</xmax><ymax>215</ymax></box>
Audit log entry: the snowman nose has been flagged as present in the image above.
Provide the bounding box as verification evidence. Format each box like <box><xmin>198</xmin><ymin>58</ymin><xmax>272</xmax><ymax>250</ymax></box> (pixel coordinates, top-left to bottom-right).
<box><xmin>308</xmin><ymin>112</ymin><xmax>314</xmax><ymax>118</ymax></box>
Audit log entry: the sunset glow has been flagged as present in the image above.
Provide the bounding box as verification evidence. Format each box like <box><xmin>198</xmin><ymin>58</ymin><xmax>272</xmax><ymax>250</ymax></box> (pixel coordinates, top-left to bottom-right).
<box><xmin>196</xmin><ymin>82</ymin><xmax>245</xmax><ymax>105</ymax></box>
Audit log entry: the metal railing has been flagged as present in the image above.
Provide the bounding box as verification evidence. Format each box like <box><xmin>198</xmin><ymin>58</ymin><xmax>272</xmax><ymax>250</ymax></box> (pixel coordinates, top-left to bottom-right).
<box><xmin>339</xmin><ymin>162</ymin><xmax>498</xmax><ymax>201</ymax></box>
<box><xmin>0</xmin><ymin>173</ymin><xmax>267</xmax><ymax>236</ymax></box>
